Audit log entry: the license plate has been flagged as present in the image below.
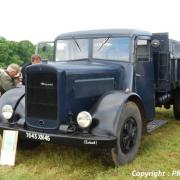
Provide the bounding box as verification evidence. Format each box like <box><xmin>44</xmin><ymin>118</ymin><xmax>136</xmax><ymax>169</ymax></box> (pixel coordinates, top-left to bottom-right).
<box><xmin>26</xmin><ymin>132</ymin><xmax>51</xmax><ymax>142</ymax></box>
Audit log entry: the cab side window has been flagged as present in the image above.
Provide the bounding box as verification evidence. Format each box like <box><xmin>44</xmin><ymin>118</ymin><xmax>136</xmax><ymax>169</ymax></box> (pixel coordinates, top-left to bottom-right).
<box><xmin>136</xmin><ymin>39</ymin><xmax>150</xmax><ymax>61</ymax></box>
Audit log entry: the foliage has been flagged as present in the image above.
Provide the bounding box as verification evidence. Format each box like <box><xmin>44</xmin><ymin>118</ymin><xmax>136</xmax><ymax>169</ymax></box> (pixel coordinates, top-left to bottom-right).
<box><xmin>0</xmin><ymin>41</ymin><xmax>9</xmax><ymax>67</ymax></box>
<box><xmin>0</xmin><ymin>39</ymin><xmax>35</xmax><ymax>67</ymax></box>
<box><xmin>0</xmin><ymin>108</ymin><xmax>179</xmax><ymax>180</ymax></box>
<box><xmin>18</xmin><ymin>41</ymin><xmax>35</xmax><ymax>64</ymax></box>
<box><xmin>37</xmin><ymin>42</ymin><xmax>54</xmax><ymax>61</ymax></box>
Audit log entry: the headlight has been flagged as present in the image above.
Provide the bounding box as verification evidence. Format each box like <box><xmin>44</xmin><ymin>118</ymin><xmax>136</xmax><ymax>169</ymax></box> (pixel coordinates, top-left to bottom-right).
<box><xmin>2</xmin><ymin>105</ymin><xmax>13</xmax><ymax>120</ymax></box>
<box><xmin>77</xmin><ymin>111</ymin><xmax>92</xmax><ymax>128</ymax></box>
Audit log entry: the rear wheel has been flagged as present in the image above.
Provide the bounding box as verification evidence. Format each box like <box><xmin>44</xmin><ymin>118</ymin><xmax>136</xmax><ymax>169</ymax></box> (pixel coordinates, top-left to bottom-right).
<box><xmin>111</xmin><ymin>101</ymin><xmax>142</xmax><ymax>165</ymax></box>
<box><xmin>173</xmin><ymin>89</ymin><xmax>180</xmax><ymax>120</ymax></box>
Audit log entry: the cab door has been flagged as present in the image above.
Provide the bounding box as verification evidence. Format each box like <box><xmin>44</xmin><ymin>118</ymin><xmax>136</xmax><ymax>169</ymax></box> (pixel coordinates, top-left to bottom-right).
<box><xmin>135</xmin><ymin>37</ymin><xmax>155</xmax><ymax>120</ymax></box>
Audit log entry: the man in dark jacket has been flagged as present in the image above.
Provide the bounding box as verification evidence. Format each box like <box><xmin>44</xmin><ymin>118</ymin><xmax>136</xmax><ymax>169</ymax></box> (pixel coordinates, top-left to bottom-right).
<box><xmin>21</xmin><ymin>54</ymin><xmax>42</xmax><ymax>84</ymax></box>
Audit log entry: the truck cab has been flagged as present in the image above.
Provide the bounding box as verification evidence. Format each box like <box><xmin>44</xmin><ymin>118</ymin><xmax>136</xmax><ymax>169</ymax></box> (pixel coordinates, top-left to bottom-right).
<box><xmin>37</xmin><ymin>29</ymin><xmax>155</xmax><ymax>121</ymax></box>
<box><xmin>0</xmin><ymin>29</ymin><xmax>179</xmax><ymax>165</ymax></box>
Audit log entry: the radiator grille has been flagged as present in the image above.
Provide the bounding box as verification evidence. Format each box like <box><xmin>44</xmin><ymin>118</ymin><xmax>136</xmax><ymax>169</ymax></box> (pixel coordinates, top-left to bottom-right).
<box><xmin>26</xmin><ymin>71</ymin><xmax>57</xmax><ymax>120</ymax></box>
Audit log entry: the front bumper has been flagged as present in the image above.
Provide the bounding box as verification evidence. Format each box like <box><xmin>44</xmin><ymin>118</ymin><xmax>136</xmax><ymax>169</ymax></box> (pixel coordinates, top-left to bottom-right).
<box><xmin>0</xmin><ymin>122</ymin><xmax>117</xmax><ymax>148</ymax></box>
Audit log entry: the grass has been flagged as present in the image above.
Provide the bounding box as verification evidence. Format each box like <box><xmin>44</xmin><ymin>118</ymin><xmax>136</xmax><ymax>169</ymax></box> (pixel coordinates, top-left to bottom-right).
<box><xmin>0</xmin><ymin>108</ymin><xmax>180</xmax><ymax>180</ymax></box>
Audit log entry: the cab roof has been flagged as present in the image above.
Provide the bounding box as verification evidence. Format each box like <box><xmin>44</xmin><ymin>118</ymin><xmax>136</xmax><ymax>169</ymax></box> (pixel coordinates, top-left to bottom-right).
<box><xmin>55</xmin><ymin>29</ymin><xmax>152</xmax><ymax>40</ymax></box>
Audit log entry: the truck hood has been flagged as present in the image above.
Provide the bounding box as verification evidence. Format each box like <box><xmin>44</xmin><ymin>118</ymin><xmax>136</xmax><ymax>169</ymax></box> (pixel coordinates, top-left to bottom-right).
<box><xmin>25</xmin><ymin>60</ymin><xmax>125</xmax><ymax>129</ymax></box>
<box><xmin>47</xmin><ymin>60</ymin><xmax>121</xmax><ymax>74</ymax></box>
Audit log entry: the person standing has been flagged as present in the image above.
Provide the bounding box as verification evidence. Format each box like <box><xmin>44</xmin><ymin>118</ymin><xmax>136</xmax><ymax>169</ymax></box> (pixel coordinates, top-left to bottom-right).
<box><xmin>0</xmin><ymin>63</ymin><xmax>20</xmax><ymax>95</ymax></box>
<box><xmin>21</xmin><ymin>54</ymin><xmax>42</xmax><ymax>84</ymax></box>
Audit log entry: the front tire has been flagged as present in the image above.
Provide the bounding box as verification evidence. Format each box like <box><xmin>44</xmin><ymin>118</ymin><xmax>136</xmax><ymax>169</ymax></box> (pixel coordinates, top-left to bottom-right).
<box><xmin>111</xmin><ymin>101</ymin><xmax>142</xmax><ymax>165</ymax></box>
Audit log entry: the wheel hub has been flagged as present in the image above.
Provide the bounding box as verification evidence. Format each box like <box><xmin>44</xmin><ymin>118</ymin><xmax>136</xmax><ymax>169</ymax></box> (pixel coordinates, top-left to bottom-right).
<box><xmin>120</xmin><ymin>117</ymin><xmax>137</xmax><ymax>154</ymax></box>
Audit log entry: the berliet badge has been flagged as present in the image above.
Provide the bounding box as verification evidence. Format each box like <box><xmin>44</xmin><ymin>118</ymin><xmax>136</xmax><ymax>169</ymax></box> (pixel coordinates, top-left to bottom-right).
<box><xmin>84</xmin><ymin>140</ymin><xmax>97</xmax><ymax>145</ymax></box>
<box><xmin>40</xmin><ymin>82</ymin><xmax>54</xmax><ymax>87</ymax></box>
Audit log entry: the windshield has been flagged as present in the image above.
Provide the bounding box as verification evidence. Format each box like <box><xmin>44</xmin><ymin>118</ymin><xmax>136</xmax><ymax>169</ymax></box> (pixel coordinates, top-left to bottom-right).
<box><xmin>93</xmin><ymin>37</ymin><xmax>130</xmax><ymax>61</ymax></box>
<box><xmin>56</xmin><ymin>39</ymin><xmax>88</xmax><ymax>61</ymax></box>
<box><xmin>55</xmin><ymin>37</ymin><xmax>130</xmax><ymax>62</ymax></box>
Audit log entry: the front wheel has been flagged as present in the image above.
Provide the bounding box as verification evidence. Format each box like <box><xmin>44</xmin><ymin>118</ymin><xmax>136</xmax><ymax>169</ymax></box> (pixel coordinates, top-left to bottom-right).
<box><xmin>111</xmin><ymin>101</ymin><xmax>142</xmax><ymax>165</ymax></box>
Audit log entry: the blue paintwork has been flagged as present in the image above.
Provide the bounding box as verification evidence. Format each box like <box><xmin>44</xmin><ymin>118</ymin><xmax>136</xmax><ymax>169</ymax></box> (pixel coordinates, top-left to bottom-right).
<box><xmin>0</xmin><ymin>86</ymin><xmax>25</xmax><ymax>123</ymax></box>
<box><xmin>52</xmin><ymin>61</ymin><xmax>124</xmax><ymax>125</ymax></box>
<box><xmin>135</xmin><ymin>59</ymin><xmax>155</xmax><ymax>120</ymax></box>
<box><xmin>91</xmin><ymin>91</ymin><xmax>143</xmax><ymax>137</ymax></box>
<box><xmin>45</xmin><ymin>58</ymin><xmax>153</xmax><ymax>128</ymax></box>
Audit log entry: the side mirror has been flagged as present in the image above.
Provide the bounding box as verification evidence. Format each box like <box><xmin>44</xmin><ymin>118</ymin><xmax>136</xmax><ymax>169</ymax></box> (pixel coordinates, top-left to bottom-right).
<box><xmin>151</xmin><ymin>39</ymin><xmax>160</xmax><ymax>48</ymax></box>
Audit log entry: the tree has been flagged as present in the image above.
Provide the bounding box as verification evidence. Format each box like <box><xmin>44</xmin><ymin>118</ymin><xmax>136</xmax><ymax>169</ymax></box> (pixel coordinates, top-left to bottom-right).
<box><xmin>0</xmin><ymin>39</ymin><xmax>35</xmax><ymax>67</ymax></box>
<box><xmin>18</xmin><ymin>40</ymin><xmax>35</xmax><ymax>65</ymax></box>
<box><xmin>0</xmin><ymin>40</ymin><xmax>10</xmax><ymax>67</ymax></box>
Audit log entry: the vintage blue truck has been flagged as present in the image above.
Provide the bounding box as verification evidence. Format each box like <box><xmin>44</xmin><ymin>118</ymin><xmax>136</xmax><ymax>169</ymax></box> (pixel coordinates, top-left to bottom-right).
<box><xmin>0</xmin><ymin>29</ymin><xmax>180</xmax><ymax>165</ymax></box>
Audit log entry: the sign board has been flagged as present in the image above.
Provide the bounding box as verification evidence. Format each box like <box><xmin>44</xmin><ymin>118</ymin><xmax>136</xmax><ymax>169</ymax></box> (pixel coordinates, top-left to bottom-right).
<box><xmin>0</xmin><ymin>130</ymin><xmax>18</xmax><ymax>166</ymax></box>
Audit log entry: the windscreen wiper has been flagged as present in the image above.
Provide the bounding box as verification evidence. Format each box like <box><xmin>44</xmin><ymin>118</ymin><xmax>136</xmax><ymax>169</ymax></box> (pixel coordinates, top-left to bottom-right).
<box><xmin>73</xmin><ymin>38</ymin><xmax>81</xmax><ymax>51</ymax></box>
<box><xmin>97</xmin><ymin>36</ymin><xmax>111</xmax><ymax>51</ymax></box>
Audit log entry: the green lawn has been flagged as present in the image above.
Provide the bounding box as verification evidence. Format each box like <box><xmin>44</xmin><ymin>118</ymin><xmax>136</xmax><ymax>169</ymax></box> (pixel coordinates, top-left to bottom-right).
<box><xmin>0</xmin><ymin>108</ymin><xmax>180</xmax><ymax>180</ymax></box>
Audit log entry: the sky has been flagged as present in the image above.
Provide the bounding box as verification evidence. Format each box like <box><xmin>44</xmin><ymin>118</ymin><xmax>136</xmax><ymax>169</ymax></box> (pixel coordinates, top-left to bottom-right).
<box><xmin>0</xmin><ymin>0</ymin><xmax>180</xmax><ymax>44</ymax></box>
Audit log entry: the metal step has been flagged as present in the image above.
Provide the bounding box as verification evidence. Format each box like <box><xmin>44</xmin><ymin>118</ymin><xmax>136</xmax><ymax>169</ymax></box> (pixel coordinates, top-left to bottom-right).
<box><xmin>147</xmin><ymin>119</ymin><xmax>168</xmax><ymax>133</ymax></box>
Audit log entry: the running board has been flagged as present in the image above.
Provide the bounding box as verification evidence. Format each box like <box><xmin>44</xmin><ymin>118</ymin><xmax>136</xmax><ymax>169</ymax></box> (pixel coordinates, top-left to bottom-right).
<box><xmin>147</xmin><ymin>119</ymin><xmax>168</xmax><ymax>133</ymax></box>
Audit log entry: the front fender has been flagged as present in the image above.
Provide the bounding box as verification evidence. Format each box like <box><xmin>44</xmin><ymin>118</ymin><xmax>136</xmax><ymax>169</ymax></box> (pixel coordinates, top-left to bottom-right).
<box><xmin>0</xmin><ymin>86</ymin><xmax>25</xmax><ymax>123</ymax></box>
<box><xmin>91</xmin><ymin>91</ymin><xmax>143</xmax><ymax>137</ymax></box>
